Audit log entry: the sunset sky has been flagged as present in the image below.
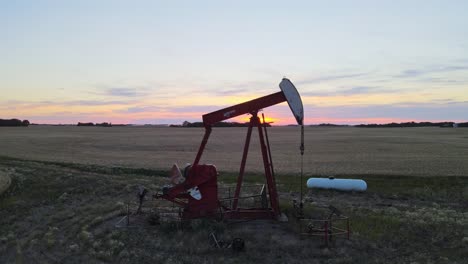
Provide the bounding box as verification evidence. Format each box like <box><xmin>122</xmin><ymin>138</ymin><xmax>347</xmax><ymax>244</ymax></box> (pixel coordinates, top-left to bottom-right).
<box><xmin>1</xmin><ymin>1</ymin><xmax>467</xmax><ymax>125</ymax></box>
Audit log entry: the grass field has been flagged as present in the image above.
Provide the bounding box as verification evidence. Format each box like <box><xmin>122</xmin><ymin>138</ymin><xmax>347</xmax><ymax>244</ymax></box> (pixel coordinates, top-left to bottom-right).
<box><xmin>1</xmin><ymin>126</ymin><xmax>468</xmax><ymax>263</ymax></box>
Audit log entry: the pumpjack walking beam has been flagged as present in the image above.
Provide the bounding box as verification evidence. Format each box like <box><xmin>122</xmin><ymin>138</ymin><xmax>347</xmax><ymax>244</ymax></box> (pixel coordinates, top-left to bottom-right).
<box><xmin>193</xmin><ymin>91</ymin><xmax>286</xmax><ymax>167</ymax></box>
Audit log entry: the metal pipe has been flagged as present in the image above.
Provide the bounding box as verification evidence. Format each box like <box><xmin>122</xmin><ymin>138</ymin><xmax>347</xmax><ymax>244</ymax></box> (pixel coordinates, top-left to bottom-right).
<box><xmin>262</xmin><ymin>113</ymin><xmax>275</xmax><ymax>179</ymax></box>
<box><xmin>257</xmin><ymin>115</ymin><xmax>280</xmax><ymax>216</ymax></box>
<box><xmin>299</xmin><ymin>125</ymin><xmax>305</xmax><ymax>218</ymax></box>
<box><xmin>193</xmin><ymin>127</ymin><xmax>212</xmax><ymax>166</ymax></box>
<box><xmin>232</xmin><ymin>115</ymin><xmax>255</xmax><ymax>209</ymax></box>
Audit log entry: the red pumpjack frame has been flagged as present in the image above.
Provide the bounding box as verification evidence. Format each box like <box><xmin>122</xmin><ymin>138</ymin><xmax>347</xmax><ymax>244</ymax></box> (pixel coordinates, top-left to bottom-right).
<box><xmin>195</xmin><ymin>91</ymin><xmax>287</xmax><ymax>220</ymax></box>
<box><xmin>155</xmin><ymin>91</ymin><xmax>291</xmax><ymax>220</ymax></box>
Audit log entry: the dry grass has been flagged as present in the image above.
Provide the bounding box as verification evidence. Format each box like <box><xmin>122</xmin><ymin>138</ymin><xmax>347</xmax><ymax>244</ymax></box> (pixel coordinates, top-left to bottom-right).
<box><xmin>1</xmin><ymin>157</ymin><xmax>467</xmax><ymax>263</ymax></box>
<box><xmin>0</xmin><ymin>126</ymin><xmax>468</xmax><ymax>176</ymax></box>
<box><xmin>0</xmin><ymin>170</ymin><xmax>11</xmax><ymax>195</ymax></box>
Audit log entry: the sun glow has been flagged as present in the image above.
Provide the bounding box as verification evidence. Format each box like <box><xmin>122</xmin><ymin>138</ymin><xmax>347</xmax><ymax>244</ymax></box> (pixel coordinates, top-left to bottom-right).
<box><xmin>235</xmin><ymin>115</ymin><xmax>280</xmax><ymax>124</ymax></box>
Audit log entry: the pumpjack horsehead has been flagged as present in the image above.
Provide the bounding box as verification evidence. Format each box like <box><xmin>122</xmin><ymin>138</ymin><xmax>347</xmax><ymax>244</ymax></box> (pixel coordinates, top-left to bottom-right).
<box><xmin>155</xmin><ymin>78</ymin><xmax>304</xmax><ymax>221</ymax></box>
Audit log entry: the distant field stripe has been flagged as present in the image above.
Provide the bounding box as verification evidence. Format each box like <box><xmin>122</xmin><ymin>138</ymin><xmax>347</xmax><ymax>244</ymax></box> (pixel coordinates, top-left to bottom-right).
<box><xmin>0</xmin><ymin>155</ymin><xmax>167</xmax><ymax>177</ymax></box>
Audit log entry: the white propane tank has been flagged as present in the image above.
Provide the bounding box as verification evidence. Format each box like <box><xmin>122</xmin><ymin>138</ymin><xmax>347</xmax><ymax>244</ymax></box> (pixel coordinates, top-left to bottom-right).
<box><xmin>307</xmin><ymin>177</ymin><xmax>367</xmax><ymax>192</ymax></box>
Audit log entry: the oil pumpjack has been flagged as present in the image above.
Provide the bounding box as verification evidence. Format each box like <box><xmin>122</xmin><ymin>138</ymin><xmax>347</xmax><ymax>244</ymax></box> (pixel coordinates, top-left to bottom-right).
<box><xmin>155</xmin><ymin>78</ymin><xmax>304</xmax><ymax>221</ymax></box>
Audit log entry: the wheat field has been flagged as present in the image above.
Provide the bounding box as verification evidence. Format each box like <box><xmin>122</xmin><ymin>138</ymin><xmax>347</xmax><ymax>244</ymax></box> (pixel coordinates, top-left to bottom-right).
<box><xmin>1</xmin><ymin>125</ymin><xmax>467</xmax><ymax>176</ymax></box>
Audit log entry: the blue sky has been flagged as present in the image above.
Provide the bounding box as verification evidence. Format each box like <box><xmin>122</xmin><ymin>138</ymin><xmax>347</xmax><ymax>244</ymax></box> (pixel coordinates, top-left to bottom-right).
<box><xmin>1</xmin><ymin>0</ymin><xmax>467</xmax><ymax>124</ymax></box>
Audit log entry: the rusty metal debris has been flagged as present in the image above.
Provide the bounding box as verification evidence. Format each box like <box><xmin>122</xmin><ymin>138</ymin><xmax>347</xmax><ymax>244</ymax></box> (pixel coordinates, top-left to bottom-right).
<box><xmin>210</xmin><ymin>232</ymin><xmax>245</xmax><ymax>252</ymax></box>
<box><xmin>136</xmin><ymin>185</ymin><xmax>148</xmax><ymax>215</ymax></box>
<box><xmin>298</xmin><ymin>205</ymin><xmax>350</xmax><ymax>246</ymax></box>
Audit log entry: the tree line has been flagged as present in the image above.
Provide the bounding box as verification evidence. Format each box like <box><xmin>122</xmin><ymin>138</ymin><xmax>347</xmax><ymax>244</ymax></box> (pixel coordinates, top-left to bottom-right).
<box><xmin>355</xmin><ymin>121</ymin><xmax>468</xmax><ymax>128</ymax></box>
<box><xmin>77</xmin><ymin>122</ymin><xmax>113</xmax><ymax>127</ymax></box>
<box><xmin>0</xmin><ymin>119</ymin><xmax>30</xmax><ymax>126</ymax></box>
